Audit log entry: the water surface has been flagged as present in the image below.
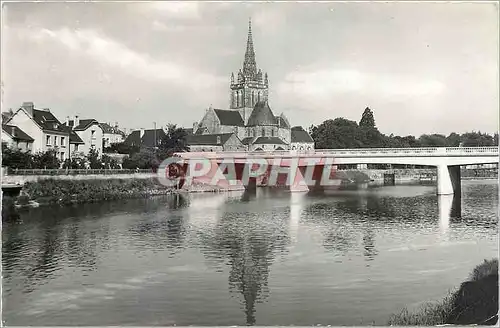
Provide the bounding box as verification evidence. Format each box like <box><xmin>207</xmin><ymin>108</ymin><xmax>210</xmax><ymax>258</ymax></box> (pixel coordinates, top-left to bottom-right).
<box><xmin>2</xmin><ymin>180</ymin><xmax>498</xmax><ymax>326</ymax></box>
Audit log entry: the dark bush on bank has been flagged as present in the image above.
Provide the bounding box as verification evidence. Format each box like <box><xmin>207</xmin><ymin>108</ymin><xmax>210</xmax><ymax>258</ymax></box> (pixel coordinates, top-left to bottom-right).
<box><xmin>23</xmin><ymin>178</ymin><xmax>174</xmax><ymax>205</ymax></box>
<box><xmin>388</xmin><ymin>258</ymin><xmax>498</xmax><ymax>326</ymax></box>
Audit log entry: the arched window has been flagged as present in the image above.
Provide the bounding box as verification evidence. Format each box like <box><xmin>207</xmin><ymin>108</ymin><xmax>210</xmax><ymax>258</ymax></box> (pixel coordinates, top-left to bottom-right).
<box><xmin>292</xmin><ymin>146</ymin><xmax>296</xmax><ymax>150</ymax></box>
<box><xmin>300</xmin><ymin>146</ymin><xmax>304</xmax><ymax>150</ymax></box>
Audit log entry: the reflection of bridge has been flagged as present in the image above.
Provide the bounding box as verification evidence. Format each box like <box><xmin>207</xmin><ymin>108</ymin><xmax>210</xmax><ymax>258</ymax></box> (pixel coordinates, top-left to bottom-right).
<box><xmin>175</xmin><ymin>147</ymin><xmax>498</xmax><ymax>195</ymax></box>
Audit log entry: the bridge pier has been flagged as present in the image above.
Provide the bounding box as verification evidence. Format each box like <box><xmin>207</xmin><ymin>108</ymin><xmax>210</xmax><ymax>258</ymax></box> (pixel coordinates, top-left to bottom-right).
<box><xmin>437</xmin><ymin>164</ymin><xmax>461</xmax><ymax>195</ymax></box>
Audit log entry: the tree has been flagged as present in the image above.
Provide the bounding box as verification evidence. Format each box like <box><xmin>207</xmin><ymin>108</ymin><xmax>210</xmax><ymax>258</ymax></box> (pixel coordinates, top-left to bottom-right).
<box><xmin>359</xmin><ymin>107</ymin><xmax>376</xmax><ymax>129</ymax></box>
<box><xmin>446</xmin><ymin>133</ymin><xmax>462</xmax><ymax>147</ymax></box>
<box><xmin>62</xmin><ymin>157</ymin><xmax>85</xmax><ymax>169</ymax></box>
<box><xmin>418</xmin><ymin>134</ymin><xmax>447</xmax><ymax>147</ymax></box>
<box><xmin>103</xmin><ymin>142</ymin><xmax>140</xmax><ymax>155</ymax></box>
<box><xmin>1</xmin><ymin>144</ymin><xmax>33</xmax><ymax>169</ymax></box>
<box><xmin>310</xmin><ymin>118</ymin><xmax>364</xmax><ymax>149</ymax></box>
<box><xmin>160</xmin><ymin>124</ymin><xmax>188</xmax><ymax>154</ymax></box>
<box><xmin>87</xmin><ymin>148</ymin><xmax>101</xmax><ymax>169</ymax></box>
<box><xmin>122</xmin><ymin>148</ymin><xmax>157</xmax><ymax>170</ymax></box>
<box><xmin>461</xmin><ymin>132</ymin><xmax>494</xmax><ymax>147</ymax></box>
<box><xmin>101</xmin><ymin>154</ymin><xmax>120</xmax><ymax>169</ymax></box>
<box><xmin>32</xmin><ymin>149</ymin><xmax>60</xmax><ymax>169</ymax></box>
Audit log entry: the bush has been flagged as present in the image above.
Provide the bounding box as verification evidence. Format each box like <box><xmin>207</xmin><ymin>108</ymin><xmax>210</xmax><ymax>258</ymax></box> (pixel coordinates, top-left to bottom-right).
<box><xmin>388</xmin><ymin>258</ymin><xmax>499</xmax><ymax>326</ymax></box>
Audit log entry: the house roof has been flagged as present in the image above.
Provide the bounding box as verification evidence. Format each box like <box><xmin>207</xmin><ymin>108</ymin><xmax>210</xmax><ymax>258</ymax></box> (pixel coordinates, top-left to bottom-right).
<box><xmin>99</xmin><ymin>122</ymin><xmax>125</xmax><ymax>136</ymax></box>
<box><xmin>32</xmin><ymin>109</ymin><xmax>68</xmax><ymax>133</ymax></box>
<box><xmin>186</xmin><ymin>133</ymin><xmax>236</xmax><ymax>146</ymax></box>
<box><xmin>252</xmin><ymin>136</ymin><xmax>286</xmax><ymax>145</ymax></box>
<box><xmin>213</xmin><ymin>109</ymin><xmax>245</xmax><ymax>127</ymax></box>
<box><xmin>65</xmin><ymin>119</ymin><xmax>99</xmax><ymax>131</ymax></box>
<box><xmin>2</xmin><ymin>125</ymin><xmax>34</xmax><ymax>142</ymax></box>
<box><xmin>291</xmin><ymin>126</ymin><xmax>314</xmax><ymax>143</ymax></box>
<box><xmin>60</xmin><ymin>125</ymin><xmax>85</xmax><ymax>144</ymax></box>
<box><xmin>247</xmin><ymin>101</ymin><xmax>277</xmax><ymax>127</ymax></box>
<box><xmin>123</xmin><ymin>129</ymin><xmax>167</xmax><ymax>148</ymax></box>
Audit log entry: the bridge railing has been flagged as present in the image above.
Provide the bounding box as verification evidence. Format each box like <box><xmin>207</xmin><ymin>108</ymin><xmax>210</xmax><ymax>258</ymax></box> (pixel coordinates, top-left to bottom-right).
<box><xmin>5</xmin><ymin>168</ymin><xmax>153</xmax><ymax>176</ymax></box>
<box><xmin>178</xmin><ymin>147</ymin><xmax>499</xmax><ymax>158</ymax></box>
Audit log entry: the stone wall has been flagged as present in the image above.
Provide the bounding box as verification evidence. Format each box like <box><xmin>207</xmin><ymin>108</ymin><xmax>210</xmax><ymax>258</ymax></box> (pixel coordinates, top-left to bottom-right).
<box><xmin>3</xmin><ymin>172</ymin><xmax>157</xmax><ymax>185</ymax></box>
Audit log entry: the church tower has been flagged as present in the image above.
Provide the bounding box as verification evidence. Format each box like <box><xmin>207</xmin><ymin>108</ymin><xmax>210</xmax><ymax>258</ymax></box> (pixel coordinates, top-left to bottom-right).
<box><xmin>229</xmin><ymin>18</ymin><xmax>269</xmax><ymax>125</ymax></box>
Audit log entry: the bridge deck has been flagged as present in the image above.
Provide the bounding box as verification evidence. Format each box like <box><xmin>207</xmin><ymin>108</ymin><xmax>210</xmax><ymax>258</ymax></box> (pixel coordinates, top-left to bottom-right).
<box><xmin>176</xmin><ymin>147</ymin><xmax>499</xmax><ymax>159</ymax></box>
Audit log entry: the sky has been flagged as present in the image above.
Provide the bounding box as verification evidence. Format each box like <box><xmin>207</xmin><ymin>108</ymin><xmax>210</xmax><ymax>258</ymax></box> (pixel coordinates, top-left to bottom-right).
<box><xmin>2</xmin><ymin>1</ymin><xmax>499</xmax><ymax>136</ymax></box>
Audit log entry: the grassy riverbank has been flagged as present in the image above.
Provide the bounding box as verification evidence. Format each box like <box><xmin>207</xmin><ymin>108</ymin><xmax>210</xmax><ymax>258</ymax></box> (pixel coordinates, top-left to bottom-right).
<box><xmin>388</xmin><ymin>258</ymin><xmax>498</xmax><ymax>326</ymax></box>
<box><xmin>22</xmin><ymin>178</ymin><xmax>176</xmax><ymax>206</ymax></box>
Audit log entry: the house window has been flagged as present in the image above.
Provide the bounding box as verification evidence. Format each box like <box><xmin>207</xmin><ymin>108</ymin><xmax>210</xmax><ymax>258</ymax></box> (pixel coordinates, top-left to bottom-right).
<box><xmin>271</xmin><ymin>129</ymin><xmax>274</xmax><ymax>137</ymax></box>
<box><xmin>217</xmin><ymin>136</ymin><xmax>221</xmax><ymax>144</ymax></box>
<box><xmin>60</xmin><ymin>152</ymin><xmax>65</xmax><ymax>161</ymax></box>
<box><xmin>262</xmin><ymin>128</ymin><xmax>265</xmax><ymax>136</ymax></box>
<box><xmin>75</xmin><ymin>144</ymin><xmax>79</xmax><ymax>151</ymax></box>
<box><xmin>54</xmin><ymin>136</ymin><xmax>57</xmax><ymax>146</ymax></box>
<box><xmin>61</xmin><ymin>137</ymin><xmax>66</xmax><ymax>147</ymax></box>
<box><xmin>91</xmin><ymin>130</ymin><xmax>96</xmax><ymax>139</ymax></box>
<box><xmin>46</xmin><ymin>135</ymin><xmax>51</xmax><ymax>146</ymax></box>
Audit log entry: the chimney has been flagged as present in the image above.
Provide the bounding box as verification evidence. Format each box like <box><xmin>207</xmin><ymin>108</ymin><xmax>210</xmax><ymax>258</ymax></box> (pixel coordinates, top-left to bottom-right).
<box><xmin>21</xmin><ymin>102</ymin><xmax>34</xmax><ymax>117</ymax></box>
<box><xmin>74</xmin><ymin>115</ymin><xmax>80</xmax><ymax>127</ymax></box>
<box><xmin>66</xmin><ymin>116</ymin><xmax>70</xmax><ymax>125</ymax></box>
<box><xmin>140</xmin><ymin>128</ymin><xmax>145</xmax><ymax>139</ymax></box>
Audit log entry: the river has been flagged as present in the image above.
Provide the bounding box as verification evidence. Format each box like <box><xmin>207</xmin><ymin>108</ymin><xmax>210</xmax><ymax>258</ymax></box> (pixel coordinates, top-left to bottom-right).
<box><xmin>2</xmin><ymin>180</ymin><xmax>498</xmax><ymax>326</ymax></box>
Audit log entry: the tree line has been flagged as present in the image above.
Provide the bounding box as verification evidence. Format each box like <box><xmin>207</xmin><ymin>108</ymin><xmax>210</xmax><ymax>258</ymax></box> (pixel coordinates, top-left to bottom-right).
<box><xmin>309</xmin><ymin>107</ymin><xmax>499</xmax><ymax>149</ymax></box>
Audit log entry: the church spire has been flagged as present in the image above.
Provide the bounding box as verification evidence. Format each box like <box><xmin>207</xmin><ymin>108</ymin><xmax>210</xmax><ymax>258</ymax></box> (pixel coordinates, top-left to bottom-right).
<box><xmin>243</xmin><ymin>17</ymin><xmax>257</xmax><ymax>78</ymax></box>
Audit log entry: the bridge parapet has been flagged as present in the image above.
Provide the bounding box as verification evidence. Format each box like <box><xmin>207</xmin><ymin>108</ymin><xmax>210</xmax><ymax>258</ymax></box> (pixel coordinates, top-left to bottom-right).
<box><xmin>175</xmin><ymin>147</ymin><xmax>499</xmax><ymax>159</ymax></box>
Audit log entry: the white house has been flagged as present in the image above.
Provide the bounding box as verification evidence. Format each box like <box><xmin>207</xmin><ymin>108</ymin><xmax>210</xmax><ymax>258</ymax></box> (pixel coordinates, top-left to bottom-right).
<box><xmin>4</xmin><ymin>102</ymin><xmax>71</xmax><ymax>161</ymax></box>
<box><xmin>64</xmin><ymin>116</ymin><xmax>104</xmax><ymax>157</ymax></box>
<box><xmin>100</xmin><ymin>122</ymin><xmax>125</xmax><ymax>148</ymax></box>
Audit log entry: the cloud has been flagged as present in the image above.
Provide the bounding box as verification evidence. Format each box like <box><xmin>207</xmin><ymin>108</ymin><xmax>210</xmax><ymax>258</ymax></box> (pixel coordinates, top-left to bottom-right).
<box><xmin>277</xmin><ymin>67</ymin><xmax>445</xmax><ymax>108</ymax></box>
<box><xmin>22</xmin><ymin>27</ymin><xmax>223</xmax><ymax>90</ymax></box>
<box><xmin>137</xmin><ymin>2</ymin><xmax>200</xmax><ymax>19</ymax></box>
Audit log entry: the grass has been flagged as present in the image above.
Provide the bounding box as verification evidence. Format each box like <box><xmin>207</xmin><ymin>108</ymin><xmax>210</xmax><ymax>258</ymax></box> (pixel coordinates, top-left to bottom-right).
<box><xmin>388</xmin><ymin>258</ymin><xmax>498</xmax><ymax>326</ymax></box>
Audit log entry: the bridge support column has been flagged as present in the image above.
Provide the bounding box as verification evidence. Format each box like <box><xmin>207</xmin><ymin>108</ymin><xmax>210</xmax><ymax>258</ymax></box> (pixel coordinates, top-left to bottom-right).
<box><xmin>437</xmin><ymin>164</ymin><xmax>461</xmax><ymax>195</ymax></box>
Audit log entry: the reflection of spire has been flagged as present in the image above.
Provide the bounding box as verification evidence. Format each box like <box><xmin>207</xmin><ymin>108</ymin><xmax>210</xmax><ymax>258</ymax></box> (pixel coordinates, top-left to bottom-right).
<box><xmin>199</xmin><ymin>210</ymin><xmax>290</xmax><ymax>325</ymax></box>
<box><xmin>362</xmin><ymin>228</ymin><xmax>378</xmax><ymax>261</ymax></box>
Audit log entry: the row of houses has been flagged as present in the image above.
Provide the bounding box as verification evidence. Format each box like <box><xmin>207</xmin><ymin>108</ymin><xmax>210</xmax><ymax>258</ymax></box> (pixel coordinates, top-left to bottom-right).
<box><xmin>1</xmin><ymin>102</ymin><xmax>126</xmax><ymax>160</ymax></box>
<box><xmin>121</xmin><ymin>125</ymin><xmax>315</xmax><ymax>152</ymax></box>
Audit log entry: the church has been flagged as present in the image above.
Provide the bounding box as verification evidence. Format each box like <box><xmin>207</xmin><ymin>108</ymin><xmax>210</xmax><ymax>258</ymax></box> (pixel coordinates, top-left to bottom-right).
<box><xmin>188</xmin><ymin>19</ymin><xmax>314</xmax><ymax>152</ymax></box>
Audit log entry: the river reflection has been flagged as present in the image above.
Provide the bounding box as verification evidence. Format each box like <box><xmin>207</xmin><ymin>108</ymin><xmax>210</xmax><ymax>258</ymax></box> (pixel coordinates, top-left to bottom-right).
<box><xmin>2</xmin><ymin>181</ymin><xmax>498</xmax><ymax>326</ymax></box>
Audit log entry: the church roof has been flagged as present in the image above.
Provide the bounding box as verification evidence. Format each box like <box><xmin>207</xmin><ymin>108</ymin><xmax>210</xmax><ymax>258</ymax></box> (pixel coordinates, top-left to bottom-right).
<box><xmin>277</xmin><ymin>113</ymin><xmax>290</xmax><ymax>129</ymax></box>
<box><xmin>213</xmin><ymin>109</ymin><xmax>245</xmax><ymax>127</ymax></box>
<box><xmin>253</xmin><ymin>136</ymin><xmax>286</xmax><ymax>145</ymax></box>
<box><xmin>291</xmin><ymin>126</ymin><xmax>314</xmax><ymax>143</ymax></box>
<box><xmin>247</xmin><ymin>101</ymin><xmax>277</xmax><ymax>127</ymax></box>
<box><xmin>186</xmin><ymin>133</ymin><xmax>236</xmax><ymax>146</ymax></box>
<box><xmin>241</xmin><ymin>137</ymin><xmax>255</xmax><ymax>145</ymax></box>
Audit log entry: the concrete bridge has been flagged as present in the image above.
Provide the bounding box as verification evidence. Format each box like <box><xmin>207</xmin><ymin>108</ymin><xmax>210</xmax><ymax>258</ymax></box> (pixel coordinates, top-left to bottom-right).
<box><xmin>173</xmin><ymin>147</ymin><xmax>498</xmax><ymax>195</ymax></box>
